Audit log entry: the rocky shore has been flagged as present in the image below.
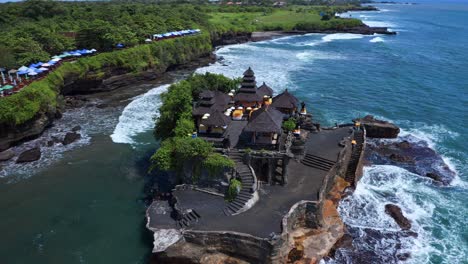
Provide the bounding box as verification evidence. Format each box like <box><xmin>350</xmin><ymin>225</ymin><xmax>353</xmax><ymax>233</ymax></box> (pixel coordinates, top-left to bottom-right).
<box><xmin>250</xmin><ymin>26</ymin><xmax>396</xmax><ymax>42</ymax></box>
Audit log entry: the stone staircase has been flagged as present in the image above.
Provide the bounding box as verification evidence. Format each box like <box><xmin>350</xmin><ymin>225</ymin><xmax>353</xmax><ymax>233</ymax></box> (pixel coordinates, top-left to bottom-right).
<box><xmin>301</xmin><ymin>154</ymin><xmax>335</xmax><ymax>171</ymax></box>
<box><xmin>177</xmin><ymin>209</ymin><xmax>201</xmax><ymax>228</ymax></box>
<box><xmin>223</xmin><ymin>150</ymin><xmax>256</xmax><ymax>216</ymax></box>
<box><xmin>345</xmin><ymin>130</ymin><xmax>364</xmax><ymax>186</ymax></box>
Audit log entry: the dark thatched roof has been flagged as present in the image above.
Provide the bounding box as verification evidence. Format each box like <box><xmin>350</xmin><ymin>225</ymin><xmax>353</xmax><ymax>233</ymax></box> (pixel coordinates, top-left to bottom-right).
<box><xmin>234</xmin><ymin>92</ymin><xmax>263</xmax><ymax>103</ymax></box>
<box><xmin>199</xmin><ymin>90</ymin><xmax>214</xmax><ymax>99</ymax></box>
<box><xmin>193</xmin><ymin>91</ymin><xmax>230</xmax><ymax>116</ymax></box>
<box><xmin>244</xmin><ymin>106</ymin><xmax>283</xmax><ymax>133</ymax></box>
<box><xmin>243</xmin><ymin>67</ymin><xmax>255</xmax><ymax>77</ymax></box>
<box><xmin>271</xmin><ymin>89</ymin><xmax>299</xmax><ymax>109</ymax></box>
<box><xmin>201</xmin><ymin>110</ymin><xmax>231</xmax><ymax>127</ymax></box>
<box><xmin>258</xmin><ymin>82</ymin><xmax>273</xmax><ymax>98</ymax></box>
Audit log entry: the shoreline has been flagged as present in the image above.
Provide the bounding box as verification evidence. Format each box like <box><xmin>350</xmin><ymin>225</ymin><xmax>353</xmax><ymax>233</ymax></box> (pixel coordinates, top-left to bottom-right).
<box><xmin>0</xmin><ymin>22</ymin><xmax>396</xmax><ymax>154</ymax></box>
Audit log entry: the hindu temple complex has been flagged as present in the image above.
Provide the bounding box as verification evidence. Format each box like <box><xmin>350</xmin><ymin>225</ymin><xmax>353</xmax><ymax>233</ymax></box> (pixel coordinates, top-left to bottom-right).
<box><xmin>147</xmin><ymin>67</ymin><xmax>371</xmax><ymax>263</ymax></box>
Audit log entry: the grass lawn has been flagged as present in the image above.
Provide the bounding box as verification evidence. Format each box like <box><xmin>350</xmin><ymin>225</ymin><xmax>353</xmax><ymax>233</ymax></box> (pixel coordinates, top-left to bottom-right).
<box><xmin>209</xmin><ymin>7</ymin><xmax>361</xmax><ymax>31</ymax></box>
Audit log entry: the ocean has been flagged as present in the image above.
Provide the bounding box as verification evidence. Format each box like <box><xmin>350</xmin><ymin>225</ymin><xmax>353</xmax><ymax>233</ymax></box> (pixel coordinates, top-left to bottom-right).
<box><xmin>0</xmin><ymin>2</ymin><xmax>467</xmax><ymax>264</ymax></box>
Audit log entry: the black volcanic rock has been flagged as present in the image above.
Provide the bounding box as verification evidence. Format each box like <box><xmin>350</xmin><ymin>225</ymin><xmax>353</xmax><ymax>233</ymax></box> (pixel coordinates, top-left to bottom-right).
<box><xmin>389</xmin><ymin>153</ymin><xmax>414</xmax><ymax>164</ymax></box>
<box><xmin>16</xmin><ymin>147</ymin><xmax>41</xmax><ymax>163</ymax></box>
<box><xmin>385</xmin><ymin>204</ymin><xmax>411</xmax><ymax>230</ymax></box>
<box><xmin>355</xmin><ymin>115</ymin><xmax>400</xmax><ymax>138</ymax></box>
<box><xmin>71</xmin><ymin>125</ymin><xmax>81</xmax><ymax>132</ymax></box>
<box><xmin>63</xmin><ymin>132</ymin><xmax>81</xmax><ymax>145</ymax></box>
<box><xmin>0</xmin><ymin>149</ymin><xmax>15</xmax><ymax>161</ymax></box>
<box><xmin>425</xmin><ymin>172</ymin><xmax>443</xmax><ymax>183</ymax></box>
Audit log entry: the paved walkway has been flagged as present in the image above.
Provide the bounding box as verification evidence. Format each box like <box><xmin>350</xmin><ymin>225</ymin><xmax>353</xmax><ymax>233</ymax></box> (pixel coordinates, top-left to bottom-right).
<box><xmin>148</xmin><ymin>128</ymin><xmax>350</xmax><ymax>238</ymax></box>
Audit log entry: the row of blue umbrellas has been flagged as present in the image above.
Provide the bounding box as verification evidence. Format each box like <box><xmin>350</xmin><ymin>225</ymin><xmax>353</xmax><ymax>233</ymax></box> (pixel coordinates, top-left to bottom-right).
<box><xmin>151</xmin><ymin>29</ymin><xmax>201</xmax><ymax>40</ymax></box>
<box><xmin>1</xmin><ymin>48</ymin><xmax>98</xmax><ymax>84</ymax></box>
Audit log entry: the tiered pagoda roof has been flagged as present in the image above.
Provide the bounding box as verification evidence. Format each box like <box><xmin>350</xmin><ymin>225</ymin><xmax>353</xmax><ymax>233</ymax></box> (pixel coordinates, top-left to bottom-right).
<box><xmin>234</xmin><ymin>67</ymin><xmax>263</xmax><ymax>102</ymax></box>
<box><xmin>193</xmin><ymin>90</ymin><xmax>230</xmax><ymax>116</ymax></box>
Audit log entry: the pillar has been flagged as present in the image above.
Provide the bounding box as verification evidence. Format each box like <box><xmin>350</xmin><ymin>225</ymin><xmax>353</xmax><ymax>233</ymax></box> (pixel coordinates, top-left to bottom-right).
<box><xmin>282</xmin><ymin>154</ymin><xmax>292</xmax><ymax>185</ymax></box>
<box><xmin>267</xmin><ymin>159</ymin><xmax>274</xmax><ymax>185</ymax></box>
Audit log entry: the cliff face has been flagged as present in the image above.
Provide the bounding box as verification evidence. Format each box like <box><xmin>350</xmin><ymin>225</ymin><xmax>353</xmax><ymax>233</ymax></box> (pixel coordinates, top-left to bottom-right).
<box><xmin>0</xmin><ymin>34</ymin><xmax>213</xmax><ymax>151</ymax></box>
<box><xmin>147</xmin><ymin>129</ymin><xmax>364</xmax><ymax>264</ymax></box>
<box><xmin>0</xmin><ymin>111</ymin><xmax>56</xmax><ymax>151</ymax></box>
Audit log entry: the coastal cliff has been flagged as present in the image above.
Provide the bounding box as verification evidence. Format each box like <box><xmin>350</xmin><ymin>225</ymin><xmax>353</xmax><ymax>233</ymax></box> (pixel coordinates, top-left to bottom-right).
<box><xmin>146</xmin><ymin>126</ymin><xmax>370</xmax><ymax>264</ymax></box>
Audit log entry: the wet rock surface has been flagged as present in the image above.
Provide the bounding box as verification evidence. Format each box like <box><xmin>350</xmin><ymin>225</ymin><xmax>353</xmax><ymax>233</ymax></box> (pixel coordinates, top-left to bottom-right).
<box><xmin>62</xmin><ymin>132</ymin><xmax>81</xmax><ymax>145</ymax></box>
<box><xmin>331</xmin><ymin>226</ymin><xmax>415</xmax><ymax>264</ymax></box>
<box><xmin>366</xmin><ymin>138</ymin><xmax>455</xmax><ymax>184</ymax></box>
<box><xmin>385</xmin><ymin>204</ymin><xmax>412</xmax><ymax>230</ymax></box>
<box><xmin>0</xmin><ymin>149</ymin><xmax>15</xmax><ymax>161</ymax></box>
<box><xmin>16</xmin><ymin>147</ymin><xmax>41</xmax><ymax>163</ymax></box>
<box><xmin>355</xmin><ymin>115</ymin><xmax>400</xmax><ymax>138</ymax></box>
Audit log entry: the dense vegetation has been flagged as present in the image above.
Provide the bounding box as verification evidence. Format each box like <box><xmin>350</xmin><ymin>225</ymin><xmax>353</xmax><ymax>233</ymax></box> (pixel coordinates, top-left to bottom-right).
<box><xmin>0</xmin><ymin>33</ymin><xmax>212</xmax><ymax>125</ymax></box>
<box><xmin>0</xmin><ymin>0</ymin><xmax>367</xmax><ymax>127</ymax></box>
<box><xmin>150</xmin><ymin>73</ymin><xmax>238</xmax><ymax>176</ymax></box>
<box><xmin>0</xmin><ymin>0</ymin><xmax>366</xmax><ymax>68</ymax></box>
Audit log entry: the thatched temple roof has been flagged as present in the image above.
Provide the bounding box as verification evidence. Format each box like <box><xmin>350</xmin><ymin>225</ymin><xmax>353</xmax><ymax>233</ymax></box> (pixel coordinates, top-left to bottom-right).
<box><xmin>271</xmin><ymin>89</ymin><xmax>299</xmax><ymax>109</ymax></box>
<box><xmin>244</xmin><ymin>106</ymin><xmax>283</xmax><ymax>133</ymax></box>
<box><xmin>258</xmin><ymin>82</ymin><xmax>273</xmax><ymax>98</ymax></box>
<box><xmin>201</xmin><ymin>110</ymin><xmax>231</xmax><ymax>127</ymax></box>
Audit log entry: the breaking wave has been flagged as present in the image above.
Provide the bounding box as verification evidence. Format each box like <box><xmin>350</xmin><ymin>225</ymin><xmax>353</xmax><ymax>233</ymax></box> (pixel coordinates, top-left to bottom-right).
<box><xmin>370</xmin><ymin>37</ymin><xmax>385</xmax><ymax>43</ymax></box>
<box><xmin>332</xmin><ymin>119</ymin><xmax>467</xmax><ymax>263</ymax></box>
<box><xmin>322</xmin><ymin>33</ymin><xmax>365</xmax><ymax>42</ymax></box>
<box><xmin>111</xmin><ymin>85</ymin><xmax>169</xmax><ymax>145</ymax></box>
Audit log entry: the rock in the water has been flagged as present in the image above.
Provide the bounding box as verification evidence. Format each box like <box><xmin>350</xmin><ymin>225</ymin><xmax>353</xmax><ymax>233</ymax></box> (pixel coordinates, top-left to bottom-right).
<box><xmin>16</xmin><ymin>147</ymin><xmax>41</xmax><ymax>163</ymax></box>
<box><xmin>355</xmin><ymin>115</ymin><xmax>400</xmax><ymax>138</ymax></box>
<box><xmin>0</xmin><ymin>149</ymin><xmax>15</xmax><ymax>161</ymax></box>
<box><xmin>71</xmin><ymin>125</ymin><xmax>81</xmax><ymax>132</ymax></box>
<box><xmin>396</xmin><ymin>140</ymin><xmax>411</xmax><ymax>149</ymax></box>
<box><xmin>385</xmin><ymin>204</ymin><xmax>411</xmax><ymax>230</ymax></box>
<box><xmin>389</xmin><ymin>153</ymin><xmax>414</xmax><ymax>163</ymax></box>
<box><xmin>426</xmin><ymin>172</ymin><xmax>443</xmax><ymax>182</ymax></box>
<box><xmin>63</xmin><ymin>132</ymin><xmax>81</xmax><ymax>145</ymax></box>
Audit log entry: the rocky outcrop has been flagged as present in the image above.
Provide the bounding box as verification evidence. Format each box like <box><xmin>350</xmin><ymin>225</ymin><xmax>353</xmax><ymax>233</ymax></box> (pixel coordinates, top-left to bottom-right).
<box><xmin>354</xmin><ymin>115</ymin><xmax>400</xmax><ymax>138</ymax></box>
<box><xmin>0</xmin><ymin>149</ymin><xmax>15</xmax><ymax>161</ymax></box>
<box><xmin>303</xmin><ymin>26</ymin><xmax>396</xmax><ymax>35</ymax></box>
<box><xmin>385</xmin><ymin>204</ymin><xmax>412</xmax><ymax>230</ymax></box>
<box><xmin>16</xmin><ymin>147</ymin><xmax>41</xmax><ymax>163</ymax></box>
<box><xmin>365</xmin><ymin>138</ymin><xmax>456</xmax><ymax>184</ymax></box>
<box><xmin>389</xmin><ymin>153</ymin><xmax>414</xmax><ymax>163</ymax></box>
<box><xmin>0</xmin><ymin>112</ymin><xmax>54</xmax><ymax>152</ymax></box>
<box><xmin>62</xmin><ymin>132</ymin><xmax>81</xmax><ymax>145</ymax></box>
<box><xmin>211</xmin><ymin>32</ymin><xmax>252</xmax><ymax>46</ymax></box>
<box><xmin>425</xmin><ymin>172</ymin><xmax>443</xmax><ymax>183</ymax></box>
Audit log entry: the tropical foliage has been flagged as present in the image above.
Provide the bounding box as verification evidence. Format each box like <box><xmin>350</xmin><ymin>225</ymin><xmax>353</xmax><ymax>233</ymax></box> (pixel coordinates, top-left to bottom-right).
<box><xmin>226</xmin><ymin>178</ymin><xmax>242</xmax><ymax>202</ymax></box>
<box><xmin>150</xmin><ymin>73</ymin><xmax>238</xmax><ymax>176</ymax></box>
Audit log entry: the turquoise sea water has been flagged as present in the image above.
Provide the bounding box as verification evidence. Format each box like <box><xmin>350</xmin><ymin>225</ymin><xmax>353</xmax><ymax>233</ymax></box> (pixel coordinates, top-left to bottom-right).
<box><xmin>196</xmin><ymin>3</ymin><xmax>468</xmax><ymax>263</ymax></box>
<box><xmin>0</xmin><ymin>2</ymin><xmax>467</xmax><ymax>264</ymax></box>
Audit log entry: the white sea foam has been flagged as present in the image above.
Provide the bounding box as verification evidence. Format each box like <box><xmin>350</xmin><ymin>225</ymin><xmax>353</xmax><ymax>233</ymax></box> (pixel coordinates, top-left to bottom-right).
<box><xmin>370</xmin><ymin>37</ymin><xmax>385</xmax><ymax>43</ymax></box>
<box><xmin>197</xmin><ymin>43</ymin><xmax>299</xmax><ymax>93</ymax></box>
<box><xmin>296</xmin><ymin>51</ymin><xmax>345</xmax><ymax>61</ymax></box>
<box><xmin>364</xmin><ymin>20</ymin><xmax>397</xmax><ymax>28</ymax></box>
<box><xmin>338</xmin><ymin>164</ymin><xmax>468</xmax><ymax>263</ymax></box>
<box><xmin>111</xmin><ymin>84</ymin><xmax>169</xmax><ymax>145</ymax></box>
<box><xmin>322</xmin><ymin>33</ymin><xmax>365</xmax><ymax>42</ymax></box>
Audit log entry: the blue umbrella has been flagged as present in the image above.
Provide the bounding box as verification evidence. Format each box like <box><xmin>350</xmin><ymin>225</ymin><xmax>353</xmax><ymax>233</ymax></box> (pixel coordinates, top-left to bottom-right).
<box><xmin>17</xmin><ymin>70</ymin><xmax>29</xmax><ymax>75</ymax></box>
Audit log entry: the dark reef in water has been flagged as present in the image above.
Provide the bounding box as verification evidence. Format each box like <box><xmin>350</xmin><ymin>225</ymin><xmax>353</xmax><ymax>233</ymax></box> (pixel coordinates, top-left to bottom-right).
<box><xmin>365</xmin><ymin>137</ymin><xmax>456</xmax><ymax>185</ymax></box>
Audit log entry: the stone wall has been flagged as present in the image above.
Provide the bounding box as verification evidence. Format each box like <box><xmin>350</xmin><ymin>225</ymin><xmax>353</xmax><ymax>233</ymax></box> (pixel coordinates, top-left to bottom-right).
<box><xmin>354</xmin><ymin>128</ymin><xmax>367</xmax><ymax>184</ymax></box>
<box><xmin>182</xmin><ymin>230</ymin><xmax>273</xmax><ymax>263</ymax></box>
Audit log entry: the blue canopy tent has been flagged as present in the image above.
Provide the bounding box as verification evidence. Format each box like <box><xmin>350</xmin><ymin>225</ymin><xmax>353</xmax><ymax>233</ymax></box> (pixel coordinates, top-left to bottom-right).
<box><xmin>17</xmin><ymin>70</ymin><xmax>29</xmax><ymax>75</ymax></box>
